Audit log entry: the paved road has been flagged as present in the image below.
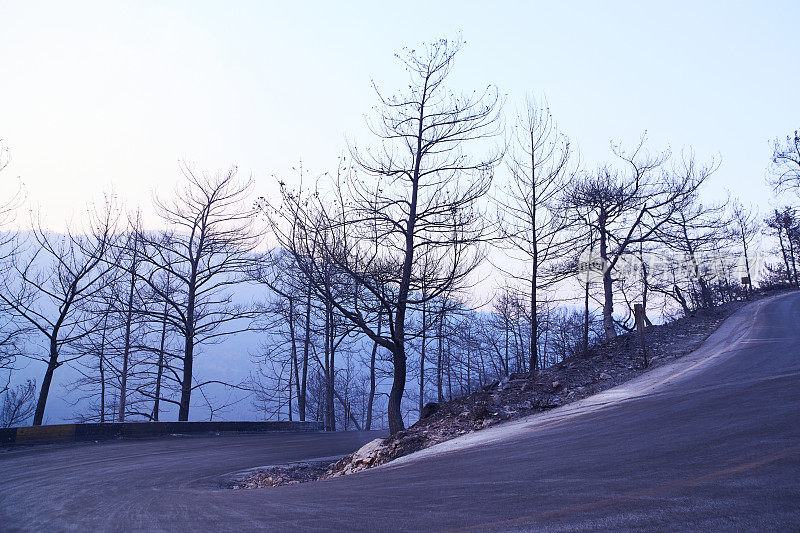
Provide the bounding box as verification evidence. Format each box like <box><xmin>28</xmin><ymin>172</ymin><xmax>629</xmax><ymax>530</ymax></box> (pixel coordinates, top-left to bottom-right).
<box><xmin>1</xmin><ymin>293</ymin><xmax>798</xmax><ymax>531</ymax></box>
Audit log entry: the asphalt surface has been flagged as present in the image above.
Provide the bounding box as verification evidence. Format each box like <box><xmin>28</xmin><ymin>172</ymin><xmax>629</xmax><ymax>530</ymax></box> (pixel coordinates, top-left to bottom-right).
<box><xmin>1</xmin><ymin>292</ymin><xmax>798</xmax><ymax>531</ymax></box>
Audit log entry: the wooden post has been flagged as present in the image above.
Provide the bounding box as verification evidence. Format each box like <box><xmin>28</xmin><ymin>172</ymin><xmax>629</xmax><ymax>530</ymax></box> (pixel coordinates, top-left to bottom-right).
<box><xmin>634</xmin><ymin>303</ymin><xmax>648</xmax><ymax>368</ymax></box>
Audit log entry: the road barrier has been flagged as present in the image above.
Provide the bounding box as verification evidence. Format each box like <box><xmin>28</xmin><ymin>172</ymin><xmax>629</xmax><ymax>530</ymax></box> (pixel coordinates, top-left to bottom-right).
<box><xmin>0</xmin><ymin>420</ymin><xmax>323</xmax><ymax>446</ymax></box>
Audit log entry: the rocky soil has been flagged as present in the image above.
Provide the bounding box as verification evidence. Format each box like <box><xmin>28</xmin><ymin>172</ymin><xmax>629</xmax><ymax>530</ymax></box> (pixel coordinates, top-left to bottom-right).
<box><xmin>228</xmin><ymin>460</ymin><xmax>334</xmax><ymax>489</ymax></box>
<box><xmin>231</xmin><ymin>290</ymin><xmax>788</xmax><ymax>489</ymax></box>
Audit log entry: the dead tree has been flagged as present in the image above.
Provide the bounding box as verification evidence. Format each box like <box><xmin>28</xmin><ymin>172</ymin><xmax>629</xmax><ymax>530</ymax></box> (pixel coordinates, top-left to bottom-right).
<box><xmin>730</xmin><ymin>200</ymin><xmax>760</xmax><ymax>297</ymax></box>
<box><xmin>0</xmin><ymin>205</ymin><xmax>117</xmax><ymax>425</ymax></box>
<box><xmin>653</xmin><ymin>155</ymin><xmax>723</xmax><ymax>312</ymax></box>
<box><xmin>70</xmin><ymin>280</ymin><xmax>115</xmax><ymax>423</ymax></box>
<box><xmin>497</xmin><ymin>99</ymin><xmax>576</xmax><ymax>378</ymax></box>
<box><xmin>0</xmin><ymin>139</ymin><xmax>26</xmax><ymax>395</ymax></box>
<box><xmin>769</xmin><ymin>128</ymin><xmax>800</xmax><ymax>196</ymax></box>
<box><xmin>565</xmin><ymin>139</ymin><xmax>704</xmax><ymax>340</ymax></box>
<box><xmin>765</xmin><ymin>207</ymin><xmax>799</xmax><ymax>287</ymax></box>
<box><xmin>0</xmin><ymin>379</ymin><xmax>36</xmax><ymax>428</ymax></box>
<box><xmin>148</xmin><ymin>263</ymin><xmax>176</xmax><ymax>421</ymax></box>
<box><xmin>271</xmin><ymin>40</ymin><xmax>500</xmax><ymax>434</ymax></box>
<box><xmin>138</xmin><ymin>165</ymin><xmax>258</xmax><ymax>421</ymax></box>
<box><xmin>250</xmin><ymin>250</ymin><xmax>304</xmax><ymax>421</ymax></box>
<box><xmin>106</xmin><ymin>213</ymin><xmax>149</xmax><ymax>421</ymax></box>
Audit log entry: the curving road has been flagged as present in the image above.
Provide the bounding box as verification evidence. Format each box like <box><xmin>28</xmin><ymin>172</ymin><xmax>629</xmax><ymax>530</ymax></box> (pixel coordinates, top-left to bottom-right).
<box><xmin>1</xmin><ymin>293</ymin><xmax>799</xmax><ymax>531</ymax></box>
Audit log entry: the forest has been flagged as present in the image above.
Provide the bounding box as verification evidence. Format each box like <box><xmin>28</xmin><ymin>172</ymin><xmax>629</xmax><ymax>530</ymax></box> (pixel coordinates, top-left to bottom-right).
<box><xmin>1</xmin><ymin>39</ymin><xmax>798</xmax><ymax>435</ymax></box>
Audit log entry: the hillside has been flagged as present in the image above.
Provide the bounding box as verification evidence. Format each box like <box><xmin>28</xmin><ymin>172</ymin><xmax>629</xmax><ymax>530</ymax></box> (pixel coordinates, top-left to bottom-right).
<box><xmin>231</xmin><ymin>289</ymin><xmax>791</xmax><ymax>489</ymax></box>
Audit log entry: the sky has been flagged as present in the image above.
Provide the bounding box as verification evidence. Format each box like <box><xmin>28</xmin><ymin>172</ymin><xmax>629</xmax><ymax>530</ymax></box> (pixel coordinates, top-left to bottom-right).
<box><xmin>0</xmin><ymin>0</ymin><xmax>798</xmax><ymax>231</ymax></box>
<box><xmin>2</xmin><ymin>0</ymin><xmax>798</xmax><ymax>423</ymax></box>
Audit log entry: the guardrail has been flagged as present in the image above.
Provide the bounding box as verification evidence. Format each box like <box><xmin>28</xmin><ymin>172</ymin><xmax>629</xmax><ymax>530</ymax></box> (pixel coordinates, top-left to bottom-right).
<box><xmin>0</xmin><ymin>420</ymin><xmax>324</xmax><ymax>446</ymax></box>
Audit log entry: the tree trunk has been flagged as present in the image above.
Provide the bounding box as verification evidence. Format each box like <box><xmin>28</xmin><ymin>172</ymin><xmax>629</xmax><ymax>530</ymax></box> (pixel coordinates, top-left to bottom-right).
<box><xmin>33</xmin><ymin>339</ymin><xmax>59</xmax><ymax>426</ymax></box>
<box><xmin>583</xmin><ymin>279</ymin><xmax>590</xmax><ymax>354</ymax></box>
<box><xmin>366</xmin><ymin>312</ymin><xmax>381</xmax><ymax>431</ymax></box>
<box><xmin>778</xmin><ymin>230</ymin><xmax>792</xmax><ymax>286</ymax></box>
<box><xmin>324</xmin><ymin>301</ymin><xmax>335</xmax><ymax>431</ymax></box>
<box><xmin>388</xmin><ymin>344</ymin><xmax>406</xmax><ymax>434</ymax></box>
<box><xmin>178</xmin><ymin>335</ymin><xmax>193</xmax><ymax>421</ymax></box>
<box><xmin>419</xmin><ymin>300</ymin><xmax>426</xmax><ymax>416</ymax></box>
<box><xmin>436</xmin><ymin>302</ymin><xmax>445</xmax><ymax>403</ymax></box>
<box><xmin>741</xmin><ymin>232</ymin><xmax>752</xmax><ymax>300</ymax></box>
<box><xmin>152</xmin><ymin>294</ymin><xmax>169</xmax><ymax>421</ymax></box>
<box><xmin>786</xmin><ymin>231</ymin><xmax>799</xmax><ymax>287</ymax></box>
<box><xmin>529</xmin><ymin>138</ymin><xmax>539</xmax><ymax>379</ymax></box>
<box><xmin>288</xmin><ymin>297</ymin><xmax>298</xmax><ymax>422</ymax></box>
<box><xmin>530</xmin><ymin>264</ymin><xmax>538</xmax><ymax>378</ymax></box>
<box><xmin>503</xmin><ymin>315</ymin><xmax>509</xmax><ymax>375</ymax></box>
<box><xmin>118</xmin><ymin>240</ymin><xmax>139</xmax><ymax>422</ymax></box>
<box><xmin>178</xmin><ymin>260</ymin><xmax>198</xmax><ymax>421</ymax></box>
<box><xmin>598</xmin><ymin>214</ymin><xmax>616</xmax><ymax>340</ymax></box>
<box><xmin>299</xmin><ymin>288</ymin><xmax>312</xmax><ymax>421</ymax></box>
<box><xmin>118</xmin><ymin>306</ymin><xmax>133</xmax><ymax>422</ymax></box>
<box><xmin>99</xmin><ymin>314</ymin><xmax>108</xmax><ymax>423</ymax></box>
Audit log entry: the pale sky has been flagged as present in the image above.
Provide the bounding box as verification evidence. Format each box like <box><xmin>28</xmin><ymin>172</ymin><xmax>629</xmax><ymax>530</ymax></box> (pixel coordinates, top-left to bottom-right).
<box><xmin>1</xmin><ymin>0</ymin><xmax>798</xmax><ymax>231</ymax></box>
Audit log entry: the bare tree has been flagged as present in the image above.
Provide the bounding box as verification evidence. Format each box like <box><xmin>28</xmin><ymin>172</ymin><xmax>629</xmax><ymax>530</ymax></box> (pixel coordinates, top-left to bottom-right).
<box><xmin>138</xmin><ymin>165</ymin><xmax>258</xmax><ymax>421</ymax></box>
<box><xmin>0</xmin><ymin>204</ymin><xmax>117</xmax><ymax>425</ymax></box>
<box><xmin>249</xmin><ymin>250</ymin><xmax>303</xmax><ymax>421</ymax></box>
<box><xmin>653</xmin><ymin>155</ymin><xmax>723</xmax><ymax>312</ymax></box>
<box><xmin>769</xmin><ymin>128</ymin><xmax>800</xmax><ymax>196</ymax></box>
<box><xmin>0</xmin><ymin>379</ymin><xmax>36</xmax><ymax>428</ymax></box>
<box><xmin>565</xmin><ymin>139</ymin><xmax>705</xmax><ymax>339</ymax></box>
<box><xmin>497</xmin><ymin>99</ymin><xmax>575</xmax><ymax>377</ymax></box>
<box><xmin>765</xmin><ymin>207</ymin><xmax>799</xmax><ymax>287</ymax></box>
<box><xmin>271</xmin><ymin>39</ymin><xmax>501</xmax><ymax>434</ymax></box>
<box><xmin>147</xmin><ymin>262</ymin><xmax>177</xmax><ymax>421</ymax></box>
<box><xmin>0</xmin><ymin>141</ymin><xmax>26</xmax><ymax>395</ymax></box>
<box><xmin>730</xmin><ymin>200</ymin><xmax>760</xmax><ymax>298</ymax></box>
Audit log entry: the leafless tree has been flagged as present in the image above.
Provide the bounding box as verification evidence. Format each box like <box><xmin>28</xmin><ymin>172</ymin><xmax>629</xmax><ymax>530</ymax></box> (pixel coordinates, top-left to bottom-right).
<box><xmin>769</xmin><ymin>128</ymin><xmax>800</xmax><ymax>196</ymax></box>
<box><xmin>652</xmin><ymin>155</ymin><xmax>723</xmax><ymax>312</ymax></box>
<box><xmin>0</xmin><ymin>139</ymin><xmax>27</xmax><ymax>395</ymax></box>
<box><xmin>270</xmin><ymin>39</ymin><xmax>501</xmax><ymax>434</ymax></box>
<box><xmin>764</xmin><ymin>207</ymin><xmax>799</xmax><ymax>287</ymax></box>
<box><xmin>0</xmin><ymin>203</ymin><xmax>117</xmax><ymax>425</ymax></box>
<box><xmin>730</xmin><ymin>200</ymin><xmax>760</xmax><ymax>298</ymax></box>
<box><xmin>1</xmin><ymin>379</ymin><xmax>36</xmax><ymax>428</ymax></box>
<box><xmin>146</xmin><ymin>261</ymin><xmax>179</xmax><ymax>421</ymax></box>
<box><xmin>565</xmin><ymin>138</ymin><xmax>705</xmax><ymax>340</ymax></box>
<box><xmin>138</xmin><ymin>165</ymin><xmax>259</xmax><ymax>421</ymax></box>
<box><xmin>249</xmin><ymin>250</ymin><xmax>304</xmax><ymax>421</ymax></box>
<box><xmin>497</xmin><ymin>99</ymin><xmax>576</xmax><ymax>377</ymax></box>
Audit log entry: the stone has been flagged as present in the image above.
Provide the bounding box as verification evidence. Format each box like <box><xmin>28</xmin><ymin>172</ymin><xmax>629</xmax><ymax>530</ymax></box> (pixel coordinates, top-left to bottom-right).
<box><xmin>420</xmin><ymin>402</ymin><xmax>440</xmax><ymax>419</ymax></box>
<box><xmin>483</xmin><ymin>380</ymin><xmax>500</xmax><ymax>391</ymax></box>
<box><xmin>350</xmin><ymin>438</ymin><xmax>384</xmax><ymax>467</ymax></box>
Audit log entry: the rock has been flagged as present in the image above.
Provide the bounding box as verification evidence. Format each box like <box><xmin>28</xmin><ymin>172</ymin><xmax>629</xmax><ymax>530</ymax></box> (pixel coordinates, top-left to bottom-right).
<box><xmin>350</xmin><ymin>438</ymin><xmax>384</xmax><ymax>467</ymax></box>
<box><xmin>471</xmin><ymin>403</ymin><xmax>491</xmax><ymax>419</ymax></box>
<box><xmin>420</xmin><ymin>402</ymin><xmax>440</xmax><ymax>419</ymax></box>
<box><xmin>599</xmin><ymin>372</ymin><xmax>611</xmax><ymax>380</ymax></box>
<box><xmin>483</xmin><ymin>380</ymin><xmax>500</xmax><ymax>391</ymax></box>
<box><xmin>551</xmin><ymin>380</ymin><xmax>562</xmax><ymax>390</ymax></box>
